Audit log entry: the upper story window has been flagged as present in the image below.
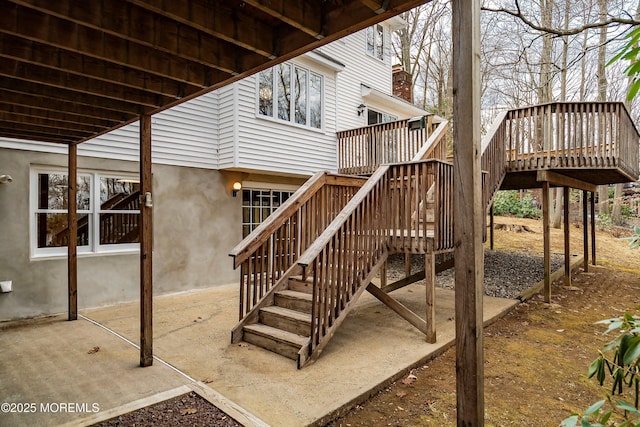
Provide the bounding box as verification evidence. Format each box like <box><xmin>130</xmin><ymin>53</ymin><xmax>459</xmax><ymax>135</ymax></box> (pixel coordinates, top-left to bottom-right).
<box><xmin>258</xmin><ymin>63</ymin><xmax>323</xmax><ymax>129</ymax></box>
<box><xmin>367</xmin><ymin>108</ymin><xmax>397</xmax><ymax>125</ymax></box>
<box><xmin>31</xmin><ymin>167</ymin><xmax>140</xmax><ymax>258</ymax></box>
<box><xmin>366</xmin><ymin>24</ymin><xmax>385</xmax><ymax>61</ymax></box>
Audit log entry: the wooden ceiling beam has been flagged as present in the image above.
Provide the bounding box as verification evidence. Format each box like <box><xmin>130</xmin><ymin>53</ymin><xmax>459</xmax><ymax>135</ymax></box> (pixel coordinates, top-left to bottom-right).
<box><xmin>0</xmin><ymin>34</ymin><xmax>200</xmax><ymax>99</ymax></box>
<box><xmin>0</xmin><ymin>90</ymin><xmax>134</xmax><ymax>123</ymax></box>
<box><xmin>0</xmin><ymin>112</ymin><xmax>106</xmax><ymax>134</ymax></box>
<box><xmin>128</xmin><ymin>0</ymin><xmax>278</xmax><ymax>59</ymax></box>
<box><xmin>0</xmin><ymin>124</ymin><xmax>87</xmax><ymax>143</ymax></box>
<box><xmin>0</xmin><ymin>2</ymin><xmax>224</xmax><ymax>88</ymax></box>
<box><xmin>359</xmin><ymin>0</ymin><xmax>391</xmax><ymax>14</ymax></box>
<box><xmin>0</xmin><ymin>59</ymin><xmax>170</xmax><ymax>108</ymax></box>
<box><xmin>242</xmin><ymin>0</ymin><xmax>326</xmax><ymax>38</ymax></box>
<box><xmin>0</xmin><ymin>78</ymin><xmax>148</xmax><ymax>116</ymax></box>
<box><xmin>8</xmin><ymin>0</ymin><xmax>269</xmax><ymax>75</ymax></box>
<box><xmin>0</xmin><ymin>103</ymin><xmax>118</xmax><ymax>128</ymax></box>
<box><xmin>0</xmin><ymin>131</ymin><xmax>77</xmax><ymax>144</ymax></box>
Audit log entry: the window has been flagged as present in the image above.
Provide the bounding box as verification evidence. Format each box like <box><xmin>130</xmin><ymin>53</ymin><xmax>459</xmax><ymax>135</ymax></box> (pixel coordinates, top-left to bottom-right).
<box><xmin>366</xmin><ymin>24</ymin><xmax>385</xmax><ymax>61</ymax></box>
<box><xmin>242</xmin><ymin>189</ymin><xmax>295</xmax><ymax>237</ymax></box>
<box><xmin>31</xmin><ymin>168</ymin><xmax>140</xmax><ymax>257</ymax></box>
<box><xmin>257</xmin><ymin>63</ymin><xmax>323</xmax><ymax>129</ymax></box>
<box><xmin>367</xmin><ymin>109</ymin><xmax>397</xmax><ymax>126</ymax></box>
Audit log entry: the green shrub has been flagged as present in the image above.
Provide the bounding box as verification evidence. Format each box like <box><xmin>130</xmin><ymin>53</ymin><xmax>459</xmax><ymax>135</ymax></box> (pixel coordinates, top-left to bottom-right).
<box><xmin>492</xmin><ymin>190</ymin><xmax>541</xmax><ymax>219</ymax></box>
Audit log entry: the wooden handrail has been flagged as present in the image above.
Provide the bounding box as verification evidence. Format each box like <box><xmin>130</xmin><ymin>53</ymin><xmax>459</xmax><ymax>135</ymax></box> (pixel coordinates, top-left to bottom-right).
<box><xmin>230</xmin><ymin>171</ymin><xmax>367</xmax><ymax>319</ymax></box>
<box><xmin>412</xmin><ymin>120</ymin><xmax>449</xmax><ymax>161</ymax></box>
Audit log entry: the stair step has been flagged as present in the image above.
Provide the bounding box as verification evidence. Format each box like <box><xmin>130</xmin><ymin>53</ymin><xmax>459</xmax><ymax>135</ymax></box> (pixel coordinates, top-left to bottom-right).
<box><xmin>275</xmin><ymin>290</ymin><xmax>313</xmax><ymax>313</ymax></box>
<box><xmin>288</xmin><ymin>276</ymin><xmax>313</xmax><ymax>294</ymax></box>
<box><xmin>260</xmin><ymin>306</ymin><xmax>311</xmax><ymax>337</ymax></box>
<box><xmin>243</xmin><ymin>324</ymin><xmax>308</xmax><ymax>360</ymax></box>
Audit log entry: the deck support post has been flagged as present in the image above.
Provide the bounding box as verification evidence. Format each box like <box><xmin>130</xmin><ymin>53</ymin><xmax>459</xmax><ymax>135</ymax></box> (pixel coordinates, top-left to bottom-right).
<box><xmin>404</xmin><ymin>253</ymin><xmax>411</xmax><ymax>278</ymax></box>
<box><xmin>425</xmin><ymin>251</ymin><xmax>436</xmax><ymax>343</ymax></box>
<box><xmin>590</xmin><ymin>192</ymin><xmax>596</xmax><ymax>266</ymax></box>
<box><xmin>582</xmin><ymin>190</ymin><xmax>589</xmax><ymax>272</ymax></box>
<box><xmin>68</xmin><ymin>143</ymin><xmax>78</xmax><ymax>321</ymax></box>
<box><xmin>543</xmin><ymin>181</ymin><xmax>551</xmax><ymax>302</ymax></box>
<box><xmin>380</xmin><ymin>261</ymin><xmax>387</xmax><ymax>288</ymax></box>
<box><xmin>489</xmin><ymin>203</ymin><xmax>494</xmax><ymax>250</ymax></box>
<box><xmin>452</xmin><ymin>0</ymin><xmax>484</xmax><ymax>424</ymax></box>
<box><xmin>563</xmin><ymin>186</ymin><xmax>571</xmax><ymax>286</ymax></box>
<box><xmin>140</xmin><ymin>114</ymin><xmax>153</xmax><ymax>367</ymax></box>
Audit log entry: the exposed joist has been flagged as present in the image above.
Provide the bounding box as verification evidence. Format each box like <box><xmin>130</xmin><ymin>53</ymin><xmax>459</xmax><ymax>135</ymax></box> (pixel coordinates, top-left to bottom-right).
<box><xmin>536</xmin><ymin>170</ymin><xmax>597</xmax><ymax>192</ymax></box>
<box><xmin>242</xmin><ymin>0</ymin><xmax>325</xmax><ymax>38</ymax></box>
<box><xmin>0</xmin><ymin>2</ymin><xmax>223</xmax><ymax>88</ymax></box>
<box><xmin>8</xmin><ymin>0</ymin><xmax>268</xmax><ymax>75</ymax></box>
<box><xmin>0</xmin><ymin>111</ymin><xmax>107</xmax><ymax>134</ymax></box>
<box><xmin>359</xmin><ymin>0</ymin><xmax>391</xmax><ymax>14</ymax></box>
<box><xmin>128</xmin><ymin>0</ymin><xmax>278</xmax><ymax>59</ymax></box>
<box><xmin>0</xmin><ymin>58</ymin><xmax>168</xmax><ymax>108</ymax></box>
<box><xmin>0</xmin><ymin>33</ymin><xmax>200</xmax><ymax>99</ymax></box>
<box><xmin>0</xmin><ymin>78</ymin><xmax>147</xmax><ymax>116</ymax></box>
<box><xmin>0</xmin><ymin>91</ymin><xmax>132</xmax><ymax>123</ymax></box>
<box><xmin>0</xmin><ymin>102</ymin><xmax>119</xmax><ymax>128</ymax></box>
<box><xmin>0</xmin><ymin>119</ymin><xmax>93</xmax><ymax>139</ymax></box>
<box><xmin>0</xmin><ymin>128</ymin><xmax>79</xmax><ymax>144</ymax></box>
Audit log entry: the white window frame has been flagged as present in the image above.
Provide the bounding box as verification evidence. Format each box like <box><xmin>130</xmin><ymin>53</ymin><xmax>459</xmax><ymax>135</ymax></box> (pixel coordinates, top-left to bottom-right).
<box><xmin>241</xmin><ymin>188</ymin><xmax>295</xmax><ymax>238</ymax></box>
<box><xmin>366</xmin><ymin>24</ymin><xmax>385</xmax><ymax>61</ymax></box>
<box><xmin>256</xmin><ymin>62</ymin><xmax>324</xmax><ymax>131</ymax></box>
<box><xmin>30</xmin><ymin>167</ymin><xmax>140</xmax><ymax>259</ymax></box>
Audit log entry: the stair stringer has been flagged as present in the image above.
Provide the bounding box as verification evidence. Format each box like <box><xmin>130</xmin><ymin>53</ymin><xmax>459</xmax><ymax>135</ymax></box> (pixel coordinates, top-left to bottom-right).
<box><xmin>297</xmin><ymin>250</ymin><xmax>389</xmax><ymax>369</ymax></box>
<box><xmin>230</xmin><ymin>264</ymin><xmax>305</xmax><ymax>344</ymax></box>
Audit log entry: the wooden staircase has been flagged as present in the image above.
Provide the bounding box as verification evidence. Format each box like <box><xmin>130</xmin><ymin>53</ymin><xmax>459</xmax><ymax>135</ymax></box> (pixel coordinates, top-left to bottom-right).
<box><xmin>242</xmin><ymin>276</ymin><xmax>313</xmax><ymax>360</ymax></box>
<box><xmin>229</xmin><ymin>102</ymin><xmax>640</xmax><ymax>368</ymax></box>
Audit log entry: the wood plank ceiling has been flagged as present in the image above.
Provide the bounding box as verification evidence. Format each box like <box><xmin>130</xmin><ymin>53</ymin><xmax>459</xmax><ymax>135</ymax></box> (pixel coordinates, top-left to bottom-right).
<box><xmin>0</xmin><ymin>0</ymin><xmax>429</xmax><ymax>145</ymax></box>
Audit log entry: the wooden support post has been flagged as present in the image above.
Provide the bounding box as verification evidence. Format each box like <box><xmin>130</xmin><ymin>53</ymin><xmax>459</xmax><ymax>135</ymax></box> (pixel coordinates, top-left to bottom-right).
<box><xmin>380</xmin><ymin>261</ymin><xmax>387</xmax><ymax>288</ymax></box>
<box><xmin>590</xmin><ymin>192</ymin><xmax>596</xmax><ymax>266</ymax></box>
<box><xmin>68</xmin><ymin>143</ymin><xmax>78</xmax><ymax>321</ymax></box>
<box><xmin>489</xmin><ymin>203</ymin><xmax>494</xmax><ymax>250</ymax></box>
<box><xmin>563</xmin><ymin>187</ymin><xmax>571</xmax><ymax>286</ymax></box>
<box><xmin>543</xmin><ymin>181</ymin><xmax>551</xmax><ymax>302</ymax></box>
<box><xmin>404</xmin><ymin>252</ymin><xmax>411</xmax><ymax>277</ymax></box>
<box><xmin>425</xmin><ymin>252</ymin><xmax>436</xmax><ymax>343</ymax></box>
<box><xmin>140</xmin><ymin>114</ymin><xmax>153</xmax><ymax>367</ymax></box>
<box><xmin>582</xmin><ymin>190</ymin><xmax>589</xmax><ymax>272</ymax></box>
<box><xmin>453</xmin><ymin>1</ymin><xmax>484</xmax><ymax>425</ymax></box>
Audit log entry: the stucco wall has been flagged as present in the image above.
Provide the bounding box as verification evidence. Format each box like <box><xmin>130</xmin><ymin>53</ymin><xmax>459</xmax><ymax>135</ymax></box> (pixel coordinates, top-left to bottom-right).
<box><xmin>0</xmin><ymin>148</ymin><xmax>241</xmax><ymax>321</ymax></box>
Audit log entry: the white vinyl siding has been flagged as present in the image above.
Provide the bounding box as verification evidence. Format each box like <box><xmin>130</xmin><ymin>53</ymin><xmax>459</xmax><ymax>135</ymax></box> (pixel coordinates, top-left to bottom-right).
<box><xmin>0</xmin><ymin>92</ymin><xmax>219</xmax><ymax>169</ymax></box>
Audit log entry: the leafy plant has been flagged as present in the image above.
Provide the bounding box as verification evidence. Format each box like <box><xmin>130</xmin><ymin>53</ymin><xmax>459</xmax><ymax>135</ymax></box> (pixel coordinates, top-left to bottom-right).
<box><xmin>621</xmin><ymin>226</ymin><xmax>640</xmax><ymax>250</ymax></box>
<box><xmin>492</xmin><ymin>190</ymin><xmax>541</xmax><ymax>219</ymax></box>
<box><xmin>609</xmin><ymin>26</ymin><xmax>640</xmax><ymax>101</ymax></box>
<box><xmin>560</xmin><ymin>313</ymin><xmax>640</xmax><ymax>427</ymax></box>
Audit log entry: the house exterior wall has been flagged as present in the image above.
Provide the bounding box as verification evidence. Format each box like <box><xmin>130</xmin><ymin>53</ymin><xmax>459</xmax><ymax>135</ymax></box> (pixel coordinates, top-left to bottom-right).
<box><xmin>0</xmin><ymin>148</ymin><xmax>241</xmax><ymax>321</ymax></box>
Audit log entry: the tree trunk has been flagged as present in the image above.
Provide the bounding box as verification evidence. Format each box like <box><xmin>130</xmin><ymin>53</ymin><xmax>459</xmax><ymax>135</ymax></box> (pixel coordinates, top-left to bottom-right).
<box><xmin>551</xmin><ymin>187</ymin><xmax>564</xmax><ymax>228</ymax></box>
<box><xmin>597</xmin><ymin>0</ymin><xmax>610</xmax><ymax>218</ymax></box>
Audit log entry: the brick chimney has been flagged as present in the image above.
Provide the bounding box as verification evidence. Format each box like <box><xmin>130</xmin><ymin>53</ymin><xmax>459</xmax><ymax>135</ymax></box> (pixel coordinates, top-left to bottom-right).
<box><xmin>392</xmin><ymin>65</ymin><xmax>412</xmax><ymax>103</ymax></box>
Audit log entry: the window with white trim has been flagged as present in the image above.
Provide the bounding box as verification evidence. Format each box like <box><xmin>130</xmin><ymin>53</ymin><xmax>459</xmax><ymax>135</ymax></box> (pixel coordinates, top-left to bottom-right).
<box><xmin>241</xmin><ymin>189</ymin><xmax>295</xmax><ymax>237</ymax></box>
<box><xmin>31</xmin><ymin>168</ymin><xmax>140</xmax><ymax>257</ymax></box>
<box><xmin>367</xmin><ymin>108</ymin><xmax>397</xmax><ymax>125</ymax></box>
<box><xmin>258</xmin><ymin>63</ymin><xmax>323</xmax><ymax>129</ymax></box>
<box><xmin>366</xmin><ymin>24</ymin><xmax>385</xmax><ymax>61</ymax></box>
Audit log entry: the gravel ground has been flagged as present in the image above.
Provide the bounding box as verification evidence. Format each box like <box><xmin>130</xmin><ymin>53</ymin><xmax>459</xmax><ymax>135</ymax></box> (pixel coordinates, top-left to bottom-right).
<box><xmin>385</xmin><ymin>249</ymin><xmax>564</xmax><ymax>299</ymax></box>
<box><xmin>92</xmin><ymin>392</ymin><xmax>242</xmax><ymax>427</ymax></box>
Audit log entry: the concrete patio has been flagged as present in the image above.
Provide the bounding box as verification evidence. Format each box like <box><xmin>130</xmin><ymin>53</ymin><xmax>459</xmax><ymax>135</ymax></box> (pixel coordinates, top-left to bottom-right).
<box><xmin>0</xmin><ymin>281</ymin><xmax>517</xmax><ymax>427</ymax></box>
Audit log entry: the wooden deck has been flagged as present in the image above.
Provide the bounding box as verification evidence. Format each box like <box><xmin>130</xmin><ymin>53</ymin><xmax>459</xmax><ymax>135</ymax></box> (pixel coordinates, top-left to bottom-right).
<box><xmin>229</xmin><ymin>101</ymin><xmax>639</xmax><ymax>368</ymax></box>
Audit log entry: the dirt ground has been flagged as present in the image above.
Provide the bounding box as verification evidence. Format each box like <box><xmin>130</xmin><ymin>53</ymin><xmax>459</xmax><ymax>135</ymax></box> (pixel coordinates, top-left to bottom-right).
<box><xmin>326</xmin><ymin>217</ymin><xmax>640</xmax><ymax>426</ymax></box>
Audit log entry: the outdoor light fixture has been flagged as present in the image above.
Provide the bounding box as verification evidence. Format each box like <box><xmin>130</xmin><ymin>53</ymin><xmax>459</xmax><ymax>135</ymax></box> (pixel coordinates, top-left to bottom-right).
<box><xmin>0</xmin><ymin>174</ymin><xmax>13</xmax><ymax>184</ymax></box>
<box><xmin>232</xmin><ymin>181</ymin><xmax>242</xmax><ymax>197</ymax></box>
<box><xmin>357</xmin><ymin>104</ymin><xmax>366</xmax><ymax>116</ymax></box>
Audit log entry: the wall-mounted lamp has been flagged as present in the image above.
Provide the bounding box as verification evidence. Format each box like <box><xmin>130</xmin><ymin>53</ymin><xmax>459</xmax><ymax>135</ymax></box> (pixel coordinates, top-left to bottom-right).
<box><xmin>357</xmin><ymin>104</ymin><xmax>366</xmax><ymax>116</ymax></box>
<box><xmin>232</xmin><ymin>181</ymin><xmax>242</xmax><ymax>197</ymax></box>
<box><xmin>0</xmin><ymin>174</ymin><xmax>13</xmax><ymax>184</ymax></box>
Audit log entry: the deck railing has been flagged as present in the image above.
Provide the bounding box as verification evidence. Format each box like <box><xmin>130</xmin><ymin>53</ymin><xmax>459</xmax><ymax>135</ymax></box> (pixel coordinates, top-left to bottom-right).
<box><xmin>295</xmin><ymin>159</ymin><xmax>454</xmax><ymax>366</ymax></box>
<box><xmin>229</xmin><ymin>172</ymin><xmax>367</xmax><ymax>319</ymax></box>
<box><xmin>337</xmin><ymin>115</ymin><xmax>441</xmax><ymax>175</ymax></box>
<box><xmin>504</xmin><ymin>102</ymin><xmax>640</xmax><ymax>179</ymax></box>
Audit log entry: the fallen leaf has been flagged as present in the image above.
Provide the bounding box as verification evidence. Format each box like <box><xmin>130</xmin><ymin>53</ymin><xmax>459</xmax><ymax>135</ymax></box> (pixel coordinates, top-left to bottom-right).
<box><xmin>401</xmin><ymin>374</ymin><xmax>417</xmax><ymax>385</ymax></box>
<box><xmin>556</xmin><ymin>329</ymin><xmax>565</xmax><ymax>333</ymax></box>
<box><xmin>396</xmin><ymin>391</ymin><xmax>407</xmax><ymax>398</ymax></box>
<box><xmin>181</xmin><ymin>408</ymin><xmax>197</xmax><ymax>415</ymax></box>
<box><xmin>202</xmin><ymin>377</ymin><xmax>214</xmax><ymax>384</ymax></box>
<box><xmin>87</xmin><ymin>346</ymin><xmax>100</xmax><ymax>354</ymax></box>
<box><xmin>238</xmin><ymin>342</ymin><xmax>250</xmax><ymax>348</ymax></box>
<box><xmin>397</xmin><ymin>406</ymin><xmax>405</xmax><ymax>411</ymax></box>
<box><xmin>521</xmin><ymin>321</ymin><xmax>529</xmax><ymax>326</ymax></box>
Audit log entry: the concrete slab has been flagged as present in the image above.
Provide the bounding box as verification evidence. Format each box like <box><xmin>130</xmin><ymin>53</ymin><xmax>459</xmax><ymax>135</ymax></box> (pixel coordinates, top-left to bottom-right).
<box><xmin>81</xmin><ymin>282</ymin><xmax>517</xmax><ymax>427</ymax></box>
<box><xmin>0</xmin><ymin>315</ymin><xmax>187</xmax><ymax>427</ymax></box>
